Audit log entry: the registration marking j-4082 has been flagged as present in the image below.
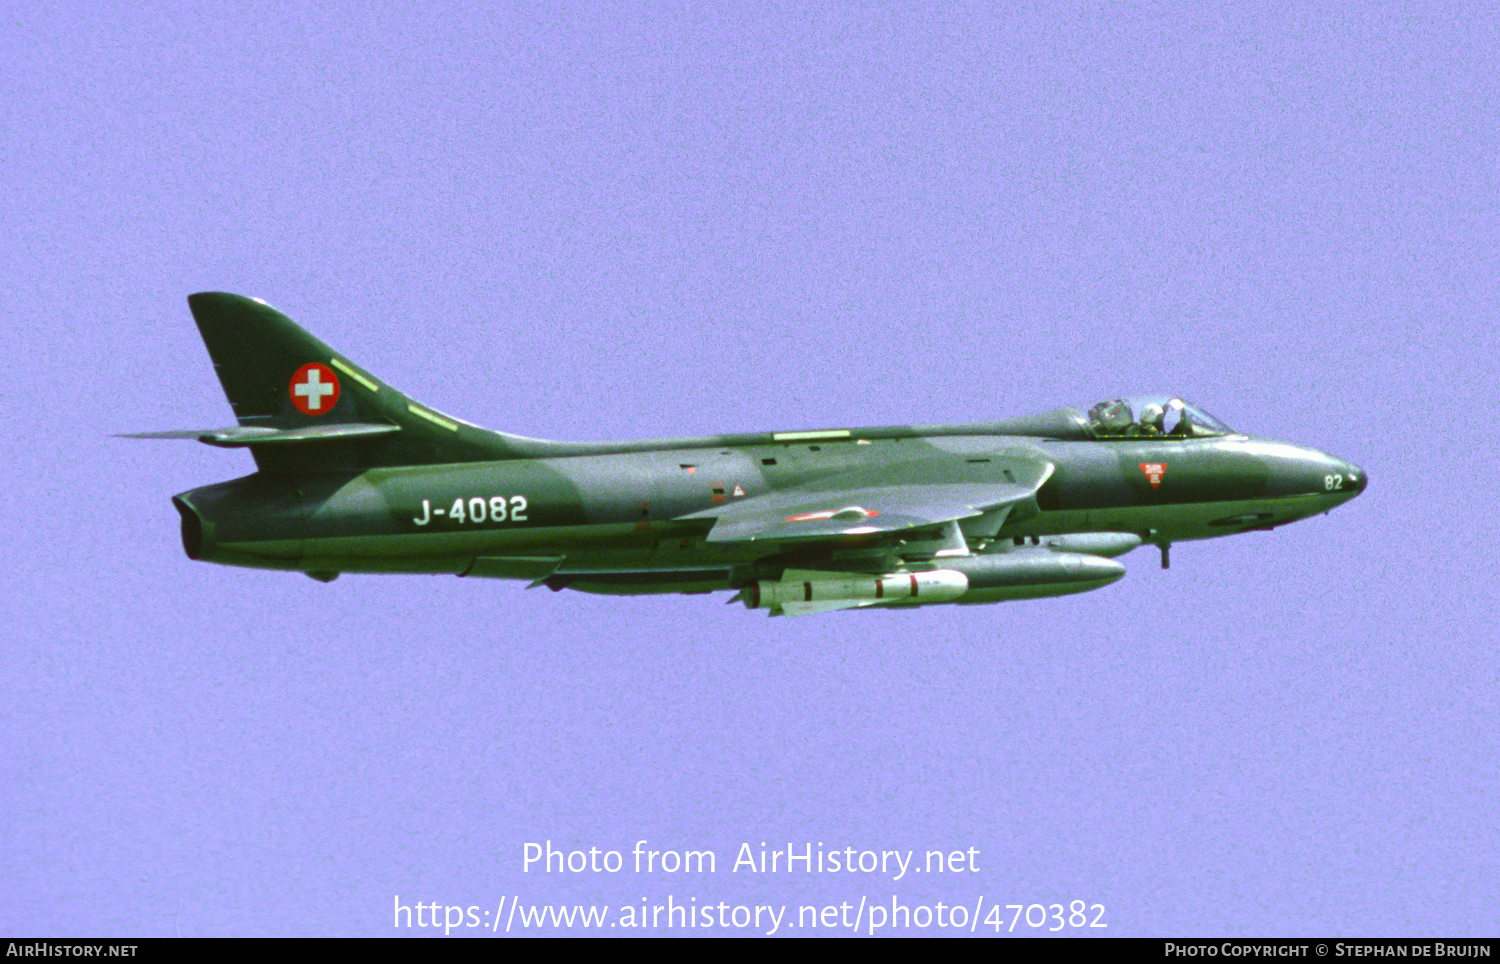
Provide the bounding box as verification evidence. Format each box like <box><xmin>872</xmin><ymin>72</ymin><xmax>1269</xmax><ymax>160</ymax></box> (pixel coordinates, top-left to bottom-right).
<box><xmin>413</xmin><ymin>496</ymin><xmax>529</xmax><ymax>526</ymax></box>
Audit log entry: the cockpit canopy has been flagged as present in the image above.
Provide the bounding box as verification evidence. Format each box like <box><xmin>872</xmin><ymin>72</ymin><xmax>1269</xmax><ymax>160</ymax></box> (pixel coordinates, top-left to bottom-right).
<box><xmin>1085</xmin><ymin>396</ymin><xmax>1234</xmax><ymax>439</ymax></box>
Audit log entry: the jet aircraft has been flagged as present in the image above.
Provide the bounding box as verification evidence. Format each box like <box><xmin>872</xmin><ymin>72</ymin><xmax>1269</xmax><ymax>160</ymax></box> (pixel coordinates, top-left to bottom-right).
<box><xmin>126</xmin><ymin>293</ymin><xmax>1366</xmax><ymax>616</ymax></box>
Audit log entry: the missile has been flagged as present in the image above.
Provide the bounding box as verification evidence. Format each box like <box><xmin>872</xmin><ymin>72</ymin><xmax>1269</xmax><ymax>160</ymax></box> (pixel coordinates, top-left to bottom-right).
<box><xmin>747</xmin><ymin>569</ymin><xmax>969</xmax><ymax>613</ymax></box>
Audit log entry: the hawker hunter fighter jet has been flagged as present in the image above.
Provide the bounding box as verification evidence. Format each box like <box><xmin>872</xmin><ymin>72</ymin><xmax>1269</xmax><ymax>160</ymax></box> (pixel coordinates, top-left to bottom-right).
<box><xmin>125</xmin><ymin>294</ymin><xmax>1366</xmax><ymax>616</ymax></box>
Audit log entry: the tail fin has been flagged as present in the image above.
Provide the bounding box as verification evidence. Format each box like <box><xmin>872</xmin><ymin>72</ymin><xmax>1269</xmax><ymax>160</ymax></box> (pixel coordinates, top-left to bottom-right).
<box><xmin>180</xmin><ymin>292</ymin><xmax>532</xmax><ymax>473</ymax></box>
<box><xmin>189</xmin><ymin>291</ymin><xmax>358</xmax><ymax>427</ymax></box>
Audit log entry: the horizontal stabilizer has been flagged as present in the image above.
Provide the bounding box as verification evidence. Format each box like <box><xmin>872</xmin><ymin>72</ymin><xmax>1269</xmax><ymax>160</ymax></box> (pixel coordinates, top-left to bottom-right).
<box><xmin>119</xmin><ymin>423</ymin><xmax>401</xmax><ymax>448</ymax></box>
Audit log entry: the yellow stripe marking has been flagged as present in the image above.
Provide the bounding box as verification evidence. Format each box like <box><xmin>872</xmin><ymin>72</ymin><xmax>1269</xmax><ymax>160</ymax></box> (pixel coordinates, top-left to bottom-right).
<box><xmin>330</xmin><ymin>358</ymin><xmax>380</xmax><ymax>392</ymax></box>
<box><xmin>407</xmin><ymin>404</ymin><xmax>459</xmax><ymax>431</ymax></box>
<box><xmin>773</xmin><ymin>429</ymin><xmax>851</xmax><ymax>442</ymax></box>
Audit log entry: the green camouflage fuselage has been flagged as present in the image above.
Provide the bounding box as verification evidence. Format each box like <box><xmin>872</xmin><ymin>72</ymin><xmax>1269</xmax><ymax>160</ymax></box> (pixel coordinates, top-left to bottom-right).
<box><xmin>176</xmin><ymin>426</ymin><xmax>1364</xmax><ymax>594</ymax></box>
<box><xmin>138</xmin><ymin>293</ymin><xmax>1365</xmax><ymax>612</ymax></box>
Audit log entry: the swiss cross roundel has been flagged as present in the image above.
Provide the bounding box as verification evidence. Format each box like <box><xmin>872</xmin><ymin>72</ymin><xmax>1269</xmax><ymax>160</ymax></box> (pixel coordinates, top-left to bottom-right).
<box><xmin>289</xmin><ymin>363</ymin><xmax>340</xmax><ymax>416</ymax></box>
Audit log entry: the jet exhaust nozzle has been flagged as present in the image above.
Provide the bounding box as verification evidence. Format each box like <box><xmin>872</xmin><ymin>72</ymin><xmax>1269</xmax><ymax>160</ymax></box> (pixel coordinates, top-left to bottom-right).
<box><xmin>173</xmin><ymin>496</ymin><xmax>206</xmax><ymax>560</ymax></box>
<box><xmin>170</xmin><ymin>477</ymin><xmax>304</xmax><ymax>569</ymax></box>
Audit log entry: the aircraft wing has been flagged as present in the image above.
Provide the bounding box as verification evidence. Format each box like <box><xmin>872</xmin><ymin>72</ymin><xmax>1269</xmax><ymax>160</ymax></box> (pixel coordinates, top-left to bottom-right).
<box><xmin>678</xmin><ymin>456</ymin><xmax>1053</xmax><ymax>544</ymax></box>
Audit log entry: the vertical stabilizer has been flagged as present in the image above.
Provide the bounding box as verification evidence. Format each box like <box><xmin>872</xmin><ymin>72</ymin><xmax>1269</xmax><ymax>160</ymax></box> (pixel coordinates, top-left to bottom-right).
<box><xmin>184</xmin><ymin>292</ymin><xmax>528</xmax><ymax>473</ymax></box>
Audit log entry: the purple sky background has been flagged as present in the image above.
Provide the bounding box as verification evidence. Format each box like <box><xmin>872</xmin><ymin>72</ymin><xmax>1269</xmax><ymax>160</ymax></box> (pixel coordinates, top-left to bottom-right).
<box><xmin>4</xmin><ymin>2</ymin><xmax>1497</xmax><ymax>936</ymax></box>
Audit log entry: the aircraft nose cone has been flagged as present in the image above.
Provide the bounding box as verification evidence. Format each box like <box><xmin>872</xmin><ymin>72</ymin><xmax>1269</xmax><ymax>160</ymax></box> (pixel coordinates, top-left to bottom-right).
<box><xmin>1343</xmin><ymin>461</ymin><xmax>1368</xmax><ymax>495</ymax></box>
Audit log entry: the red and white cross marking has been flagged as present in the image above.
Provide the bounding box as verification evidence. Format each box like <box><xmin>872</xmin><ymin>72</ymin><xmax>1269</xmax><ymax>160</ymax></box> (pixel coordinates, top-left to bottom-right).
<box><xmin>1139</xmin><ymin>462</ymin><xmax>1167</xmax><ymax>489</ymax></box>
<box><xmin>289</xmin><ymin>363</ymin><xmax>341</xmax><ymax>415</ymax></box>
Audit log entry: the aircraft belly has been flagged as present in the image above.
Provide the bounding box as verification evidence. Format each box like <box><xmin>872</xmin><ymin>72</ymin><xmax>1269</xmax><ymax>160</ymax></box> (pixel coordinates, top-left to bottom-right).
<box><xmin>1085</xmin><ymin>495</ymin><xmax>1324</xmax><ymax>541</ymax></box>
<box><xmin>557</xmin><ymin>572</ymin><xmax>734</xmax><ymax>596</ymax></box>
<box><xmin>195</xmin><ymin>540</ymin><xmax>307</xmax><ymax>570</ymax></box>
<box><xmin>998</xmin><ymin>508</ymin><xmax>1091</xmax><ymax>539</ymax></box>
<box><xmin>295</xmin><ymin>515</ymin><xmax>767</xmax><ymax>579</ymax></box>
<box><xmin>299</xmin><ymin>522</ymin><xmax>641</xmax><ymax>565</ymax></box>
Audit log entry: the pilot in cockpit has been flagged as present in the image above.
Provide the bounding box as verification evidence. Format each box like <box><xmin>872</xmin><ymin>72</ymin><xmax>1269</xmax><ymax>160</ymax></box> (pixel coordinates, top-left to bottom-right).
<box><xmin>1088</xmin><ymin>399</ymin><xmax>1135</xmax><ymax>435</ymax></box>
<box><xmin>1087</xmin><ymin>396</ymin><xmax>1232</xmax><ymax>439</ymax></box>
<box><xmin>1137</xmin><ymin>403</ymin><xmax>1164</xmax><ymax>436</ymax></box>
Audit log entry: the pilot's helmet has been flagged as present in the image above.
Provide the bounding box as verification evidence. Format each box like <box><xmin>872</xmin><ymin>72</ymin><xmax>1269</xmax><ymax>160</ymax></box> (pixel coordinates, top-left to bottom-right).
<box><xmin>1139</xmin><ymin>403</ymin><xmax>1165</xmax><ymax>434</ymax></box>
